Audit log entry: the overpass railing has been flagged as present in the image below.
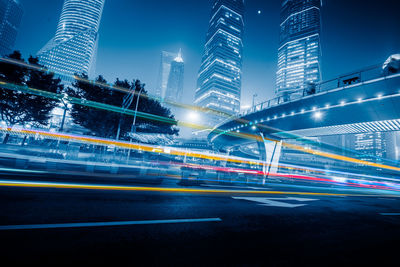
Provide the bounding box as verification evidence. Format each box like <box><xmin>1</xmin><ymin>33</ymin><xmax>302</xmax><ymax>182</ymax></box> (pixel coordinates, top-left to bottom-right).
<box><xmin>212</xmin><ymin>64</ymin><xmax>388</xmax><ymax>131</ymax></box>
<box><xmin>242</xmin><ymin>64</ymin><xmax>386</xmax><ymax>116</ymax></box>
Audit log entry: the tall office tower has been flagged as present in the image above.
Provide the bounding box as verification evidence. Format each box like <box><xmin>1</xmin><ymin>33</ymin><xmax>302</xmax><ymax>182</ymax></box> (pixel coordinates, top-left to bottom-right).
<box><xmin>195</xmin><ymin>0</ymin><xmax>244</xmax><ymax>126</ymax></box>
<box><xmin>165</xmin><ymin>50</ymin><xmax>184</xmax><ymax>104</ymax></box>
<box><xmin>37</xmin><ymin>0</ymin><xmax>105</xmax><ymax>81</ymax></box>
<box><xmin>276</xmin><ymin>0</ymin><xmax>322</xmax><ymax>99</ymax></box>
<box><xmin>0</xmin><ymin>0</ymin><xmax>23</xmax><ymax>56</ymax></box>
<box><xmin>156</xmin><ymin>50</ymin><xmax>180</xmax><ymax>101</ymax></box>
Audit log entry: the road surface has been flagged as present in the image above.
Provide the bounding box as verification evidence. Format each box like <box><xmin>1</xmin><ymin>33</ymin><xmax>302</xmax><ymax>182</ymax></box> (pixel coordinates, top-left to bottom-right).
<box><xmin>0</xmin><ymin>175</ymin><xmax>400</xmax><ymax>266</ymax></box>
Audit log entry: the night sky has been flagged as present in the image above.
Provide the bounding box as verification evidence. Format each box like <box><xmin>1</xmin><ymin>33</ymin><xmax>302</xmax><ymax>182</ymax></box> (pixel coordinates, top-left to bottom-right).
<box><xmin>14</xmin><ymin>0</ymin><xmax>400</xmax><ymax>108</ymax></box>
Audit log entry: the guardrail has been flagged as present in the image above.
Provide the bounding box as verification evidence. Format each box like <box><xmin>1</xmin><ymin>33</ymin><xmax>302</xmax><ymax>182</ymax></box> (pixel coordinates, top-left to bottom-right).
<box><xmin>212</xmin><ymin>64</ymin><xmax>390</xmax><ymax>131</ymax></box>
<box><xmin>243</xmin><ymin>64</ymin><xmax>386</xmax><ymax>116</ymax></box>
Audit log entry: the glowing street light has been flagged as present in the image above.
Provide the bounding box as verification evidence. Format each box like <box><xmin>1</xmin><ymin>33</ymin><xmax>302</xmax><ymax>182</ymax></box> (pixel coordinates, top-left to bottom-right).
<box><xmin>313</xmin><ymin>111</ymin><xmax>323</xmax><ymax>120</ymax></box>
<box><xmin>187</xmin><ymin>111</ymin><xmax>200</xmax><ymax>122</ymax></box>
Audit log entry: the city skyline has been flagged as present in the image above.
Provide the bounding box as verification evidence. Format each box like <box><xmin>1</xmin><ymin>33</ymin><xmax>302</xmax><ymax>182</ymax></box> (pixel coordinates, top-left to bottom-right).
<box><xmin>10</xmin><ymin>0</ymin><xmax>400</xmax><ymax>108</ymax></box>
<box><xmin>2</xmin><ymin>2</ymin><xmax>400</xmax><ymax>263</ymax></box>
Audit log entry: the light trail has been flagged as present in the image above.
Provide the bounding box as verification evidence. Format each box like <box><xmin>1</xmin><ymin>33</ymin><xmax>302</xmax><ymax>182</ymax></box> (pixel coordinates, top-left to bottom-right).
<box><xmin>0</xmin><ymin>57</ymin><xmax>233</xmax><ymax>119</ymax></box>
<box><xmin>0</xmin><ymin>179</ymin><xmax>399</xmax><ymax>198</ymax></box>
<box><xmin>1</xmin><ymin>124</ymin><xmax>400</xmax><ymax>192</ymax></box>
<box><xmin>1</xmin><ymin>58</ymin><xmax>400</xmax><ymax>175</ymax></box>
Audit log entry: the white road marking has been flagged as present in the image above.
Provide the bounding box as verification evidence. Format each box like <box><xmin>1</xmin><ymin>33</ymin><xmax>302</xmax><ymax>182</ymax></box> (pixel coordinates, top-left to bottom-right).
<box><xmin>233</xmin><ymin>197</ymin><xmax>318</xmax><ymax>208</ymax></box>
<box><xmin>380</xmin><ymin>213</ymin><xmax>400</xmax><ymax>216</ymax></box>
<box><xmin>0</xmin><ymin>218</ymin><xmax>222</xmax><ymax>231</ymax></box>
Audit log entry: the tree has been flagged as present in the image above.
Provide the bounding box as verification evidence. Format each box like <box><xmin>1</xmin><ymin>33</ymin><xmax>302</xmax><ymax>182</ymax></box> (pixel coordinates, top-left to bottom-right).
<box><xmin>0</xmin><ymin>51</ymin><xmax>29</xmax><ymax>130</ymax></box>
<box><xmin>68</xmin><ymin>74</ymin><xmax>179</xmax><ymax>140</ymax></box>
<box><xmin>67</xmin><ymin>75</ymin><xmax>127</xmax><ymax>139</ymax></box>
<box><xmin>0</xmin><ymin>51</ymin><xmax>63</xmax><ymax>143</ymax></box>
<box><xmin>25</xmin><ymin>56</ymin><xmax>63</xmax><ymax>127</ymax></box>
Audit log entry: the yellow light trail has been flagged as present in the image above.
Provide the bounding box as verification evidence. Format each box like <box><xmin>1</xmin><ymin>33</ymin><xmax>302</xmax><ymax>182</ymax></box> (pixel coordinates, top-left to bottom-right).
<box><xmin>0</xmin><ymin>57</ymin><xmax>233</xmax><ymax>119</ymax></box>
<box><xmin>1</xmin><ymin>180</ymin><xmax>398</xmax><ymax>198</ymax></box>
<box><xmin>1</xmin><ymin>125</ymin><xmax>400</xmax><ymax>178</ymax></box>
<box><xmin>1</xmin><ymin>58</ymin><xmax>400</xmax><ymax>174</ymax></box>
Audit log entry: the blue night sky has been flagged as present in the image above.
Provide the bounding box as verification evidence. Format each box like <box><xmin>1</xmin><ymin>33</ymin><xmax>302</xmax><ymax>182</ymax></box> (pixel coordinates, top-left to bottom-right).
<box><xmin>14</xmin><ymin>0</ymin><xmax>400</xmax><ymax>108</ymax></box>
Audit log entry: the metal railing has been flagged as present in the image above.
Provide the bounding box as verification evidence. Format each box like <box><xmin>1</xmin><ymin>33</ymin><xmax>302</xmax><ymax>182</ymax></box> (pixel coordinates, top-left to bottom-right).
<box><xmin>212</xmin><ymin>64</ymin><xmax>391</xmax><ymax>131</ymax></box>
<box><xmin>242</xmin><ymin>63</ymin><xmax>387</xmax><ymax>116</ymax></box>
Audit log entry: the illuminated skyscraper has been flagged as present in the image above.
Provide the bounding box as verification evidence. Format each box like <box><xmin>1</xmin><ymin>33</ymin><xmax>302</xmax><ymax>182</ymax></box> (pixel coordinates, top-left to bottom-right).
<box><xmin>157</xmin><ymin>50</ymin><xmax>183</xmax><ymax>102</ymax></box>
<box><xmin>195</xmin><ymin>0</ymin><xmax>244</xmax><ymax>126</ymax></box>
<box><xmin>165</xmin><ymin>50</ymin><xmax>184</xmax><ymax>104</ymax></box>
<box><xmin>0</xmin><ymin>0</ymin><xmax>23</xmax><ymax>56</ymax></box>
<box><xmin>276</xmin><ymin>0</ymin><xmax>322</xmax><ymax>99</ymax></box>
<box><xmin>37</xmin><ymin>0</ymin><xmax>105</xmax><ymax>81</ymax></box>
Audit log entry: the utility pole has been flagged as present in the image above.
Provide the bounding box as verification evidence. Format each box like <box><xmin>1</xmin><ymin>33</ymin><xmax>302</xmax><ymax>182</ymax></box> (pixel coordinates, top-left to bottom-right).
<box><xmin>60</xmin><ymin>95</ymin><xmax>69</xmax><ymax>132</ymax></box>
<box><xmin>127</xmin><ymin>86</ymin><xmax>144</xmax><ymax>161</ymax></box>
<box><xmin>116</xmin><ymin>85</ymin><xmax>135</xmax><ymax>140</ymax></box>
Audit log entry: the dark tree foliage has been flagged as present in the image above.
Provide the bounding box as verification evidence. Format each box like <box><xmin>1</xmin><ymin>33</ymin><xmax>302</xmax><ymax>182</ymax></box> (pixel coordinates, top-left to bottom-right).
<box><xmin>26</xmin><ymin>56</ymin><xmax>63</xmax><ymax>127</ymax></box>
<box><xmin>0</xmin><ymin>51</ymin><xmax>29</xmax><ymax>127</ymax></box>
<box><xmin>0</xmin><ymin>51</ymin><xmax>63</xmax><ymax>128</ymax></box>
<box><xmin>68</xmin><ymin>74</ymin><xmax>178</xmax><ymax>139</ymax></box>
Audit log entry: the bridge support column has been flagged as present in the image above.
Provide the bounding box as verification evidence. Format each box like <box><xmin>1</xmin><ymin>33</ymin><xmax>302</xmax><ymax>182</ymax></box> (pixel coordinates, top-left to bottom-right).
<box><xmin>258</xmin><ymin>133</ymin><xmax>282</xmax><ymax>184</ymax></box>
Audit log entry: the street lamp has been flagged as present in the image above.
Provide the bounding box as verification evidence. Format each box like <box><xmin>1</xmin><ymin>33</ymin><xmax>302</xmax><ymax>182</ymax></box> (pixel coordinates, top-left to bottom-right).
<box><xmin>313</xmin><ymin>111</ymin><xmax>323</xmax><ymax>120</ymax></box>
<box><xmin>187</xmin><ymin>111</ymin><xmax>200</xmax><ymax>122</ymax></box>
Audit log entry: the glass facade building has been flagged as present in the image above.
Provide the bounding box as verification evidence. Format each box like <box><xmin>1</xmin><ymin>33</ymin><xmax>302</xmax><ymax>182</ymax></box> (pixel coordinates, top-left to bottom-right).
<box><xmin>276</xmin><ymin>0</ymin><xmax>322</xmax><ymax>99</ymax></box>
<box><xmin>37</xmin><ymin>0</ymin><xmax>105</xmax><ymax>81</ymax></box>
<box><xmin>165</xmin><ymin>51</ymin><xmax>184</xmax><ymax>104</ymax></box>
<box><xmin>195</xmin><ymin>0</ymin><xmax>244</xmax><ymax>126</ymax></box>
<box><xmin>156</xmin><ymin>50</ymin><xmax>183</xmax><ymax>102</ymax></box>
<box><xmin>0</xmin><ymin>0</ymin><xmax>23</xmax><ymax>56</ymax></box>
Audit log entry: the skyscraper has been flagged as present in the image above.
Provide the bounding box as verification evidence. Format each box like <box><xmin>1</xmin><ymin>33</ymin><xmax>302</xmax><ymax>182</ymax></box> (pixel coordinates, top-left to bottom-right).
<box><xmin>37</xmin><ymin>0</ymin><xmax>105</xmax><ymax>81</ymax></box>
<box><xmin>165</xmin><ymin>50</ymin><xmax>184</xmax><ymax>104</ymax></box>
<box><xmin>195</xmin><ymin>0</ymin><xmax>244</xmax><ymax>126</ymax></box>
<box><xmin>276</xmin><ymin>0</ymin><xmax>322</xmax><ymax>99</ymax></box>
<box><xmin>156</xmin><ymin>50</ymin><xmax>183</xmax><ymax>102</ymax></box>
<box><xmin>0</xmin><ymin>0</ymin><xmax>23</xmax><ymax>56</ymax></box>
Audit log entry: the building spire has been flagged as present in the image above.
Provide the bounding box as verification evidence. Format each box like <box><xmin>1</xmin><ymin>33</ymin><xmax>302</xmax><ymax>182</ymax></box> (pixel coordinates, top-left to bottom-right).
<box><xmin>175</xmin><ymin>48</ymin><xmax>183</xmax><ymax>62</ymax></box>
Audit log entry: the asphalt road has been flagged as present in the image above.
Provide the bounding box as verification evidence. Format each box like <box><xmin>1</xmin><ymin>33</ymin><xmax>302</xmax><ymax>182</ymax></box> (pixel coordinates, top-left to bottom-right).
<box><xmin>1</xmin><ymin>176</ymin><xmax>400</xmax><ymax>266</ymax></box>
